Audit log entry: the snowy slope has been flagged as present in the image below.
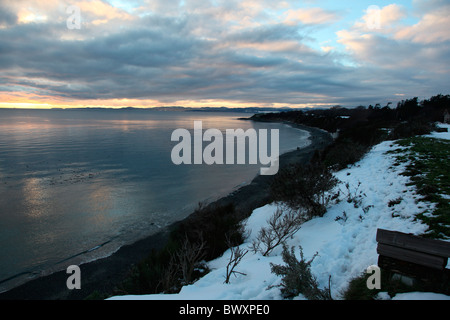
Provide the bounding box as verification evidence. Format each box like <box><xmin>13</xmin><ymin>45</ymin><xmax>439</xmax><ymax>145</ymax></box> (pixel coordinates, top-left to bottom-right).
<box><xmin>109</xmin><ymin>123</ymin><xmax>450</xmax><ymax>300</ymax></box>
<box><xmin>426</xmin><ymin>123</ymin><xmax>450</xmax><ymax>140</ymax></box>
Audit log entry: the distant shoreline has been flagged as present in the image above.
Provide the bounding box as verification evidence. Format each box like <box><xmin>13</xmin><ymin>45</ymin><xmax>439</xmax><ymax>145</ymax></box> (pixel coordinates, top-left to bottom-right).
<box><xmin>0</xmin><ymin>106</ymin><xmax>297</xmax><ymax>113</ymax></box>
<box><xmin>0</xmin><ymin>121</ymin><xmax>333</xmax><ymax>300</ymax></box>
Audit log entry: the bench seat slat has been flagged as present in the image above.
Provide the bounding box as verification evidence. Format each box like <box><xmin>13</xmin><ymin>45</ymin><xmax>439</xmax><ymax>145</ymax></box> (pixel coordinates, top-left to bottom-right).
<box><xmin>376</xmin><ymin>229</ymin><xmax>450</xmax><ymax>258</ymax></box>
<box><xmin>377</xmin><ymin>243</ymin><xmax>447</xmax><ymax>270</ymax></box>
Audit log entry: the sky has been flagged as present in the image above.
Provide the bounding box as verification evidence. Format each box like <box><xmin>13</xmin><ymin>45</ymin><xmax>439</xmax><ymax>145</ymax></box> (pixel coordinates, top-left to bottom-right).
<box><xmin>0</xmin><ymin>0</ymin><xmax>449</xmax><ymax>109</ymax></box>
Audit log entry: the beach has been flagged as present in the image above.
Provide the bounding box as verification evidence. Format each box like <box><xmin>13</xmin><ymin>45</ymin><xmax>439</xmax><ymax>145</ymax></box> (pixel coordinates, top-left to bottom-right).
<box><xmin>0</xmin><ymin>123</ymin><xmax>333</xmax><ymax>300</ymax></box>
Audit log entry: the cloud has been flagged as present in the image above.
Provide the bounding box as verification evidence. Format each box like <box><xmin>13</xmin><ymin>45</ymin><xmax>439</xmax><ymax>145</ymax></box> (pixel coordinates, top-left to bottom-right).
<box><xmin>395</xmin><ymin>4</ymin><xmax>450</xmax><ymax>44</ymax></box>
<box><xmin>337</xmin><ymin>3</ymin><xmax>450</xmax><ymax>66</ymax></box>
<box><xmin>1</xmin><ymin>2</ymin><xmax>349</xmax><ymax>105</ymax></box>
<box><xmin>0</xmin><ymin>3</ymin><xmax>18</xmax><ymax>27</ymax></box>
<box><xmin>336</xmin><ymin>3</ymin><xmax>450</xmax><ymax>100</ymax></box>
<box><xmin>77</xmin><ymin>0</ymin><xmax>134</xmax><ymax>25</ymax></box>
<box><xmin>320</xmin><ymin>46</ymin><xmax>334</xmax><ymax>53</ymax></box>
<box><xmin>362</xmin><ymin>4</ymin><xmax>406</xmax><ymax>30</ymax></box>
<box><xmin>0</xmin><ymin>1</ymin><xmax>449</xmax><ymax>109</ymax></box>
<box><xmin>284</xmin><ymin>7</ymin><xmax>340</xmax><ymax>25</ymax></box>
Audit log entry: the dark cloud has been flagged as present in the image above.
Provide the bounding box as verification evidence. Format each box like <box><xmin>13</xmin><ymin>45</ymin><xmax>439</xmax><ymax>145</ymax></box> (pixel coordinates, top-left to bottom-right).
<box><xmin>0</xmin><ymin>4</ymin><xmax>17</xmax><ymax>27</ymax></box>
<box><xmin>0</xmin><ymin>1</ymin><xmax>449</xmax><ymax>107</ymax></box>
<box><xmin>225</xmin><ymin>23</ymin><xmax>304</xmax><ymax>44</ymax></box>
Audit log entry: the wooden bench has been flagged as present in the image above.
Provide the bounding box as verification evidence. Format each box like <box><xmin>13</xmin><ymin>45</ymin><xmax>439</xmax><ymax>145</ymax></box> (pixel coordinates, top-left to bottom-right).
<box><xmin>376</xmin><ymin>229</ymin><xmax>450</xmax><ymax>281</ymax></box>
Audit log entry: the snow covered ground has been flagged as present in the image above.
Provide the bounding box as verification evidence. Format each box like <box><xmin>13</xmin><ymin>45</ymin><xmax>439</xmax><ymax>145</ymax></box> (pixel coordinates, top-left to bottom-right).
<box><xmin>425</xmin><ymin>123</ymin><xmax>450</xmax><ymax>140</ymax></box>
<box><xmin>109</xmin><ymin>123</ymin><xmax>450</xmax><ymax>301</ymax></box>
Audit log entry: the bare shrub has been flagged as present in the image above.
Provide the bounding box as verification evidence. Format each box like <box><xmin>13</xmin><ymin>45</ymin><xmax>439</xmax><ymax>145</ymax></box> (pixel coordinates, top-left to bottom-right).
<box><xmin>175</xmin><ymin>233</ymin><xmax>207</xmax><ymax>285</ymax></box>
<box><xmin>251</xmin><ymin>207</ymin><xmax>303</xmax><ymax>257</ymax></box>
<box><xmin>343</xmin><ymin>181</ymin><xmax>366</xmax><ymax>208</ymax></box>
<box><xmin>224</xmin><ymin>239</ymin><xmax>248</xmax><ymax>284</ymax></box>
<box><xmin>159</xmin><ymin>253</ymin><xmax>182</xmax><ymax>293</ymax></box>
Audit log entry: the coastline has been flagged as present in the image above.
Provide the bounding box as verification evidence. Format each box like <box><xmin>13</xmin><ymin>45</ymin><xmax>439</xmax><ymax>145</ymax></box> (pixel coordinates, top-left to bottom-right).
<box><xmin>0</xmin><ymin>122</ymin><xmax>333</xmax><ymax>300</ymax></box>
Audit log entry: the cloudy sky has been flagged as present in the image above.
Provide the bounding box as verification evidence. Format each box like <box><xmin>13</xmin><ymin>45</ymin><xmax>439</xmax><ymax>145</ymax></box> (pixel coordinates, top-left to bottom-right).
<box><xmin>0</xmin><ymin>0</ymin><xmax>449</xmax><ymax>109</ymax></box>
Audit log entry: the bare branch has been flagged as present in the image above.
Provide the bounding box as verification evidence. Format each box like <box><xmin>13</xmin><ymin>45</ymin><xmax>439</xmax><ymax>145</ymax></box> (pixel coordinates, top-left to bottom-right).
<box><xmin>224</xmin><ymin>244</ymin><xmax>248</xmax><ymax>284</ymax></box>
<box><xmin>176</xmin><ymin>233</ymin><xmax>207</xmax><ymax>285</ymax></box>
<box><xmin>251</xmin><ymin>206</ymin><xmax>303</xmax><ymax>257</ymax></box>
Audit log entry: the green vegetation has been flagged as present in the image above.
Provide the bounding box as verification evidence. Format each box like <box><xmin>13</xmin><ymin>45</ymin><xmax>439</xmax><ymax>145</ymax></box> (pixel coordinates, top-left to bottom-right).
<box><xmin>270</xmin><ymin>244</ymin><xmax>332</xmax><ymax>300</ymax></box>
<box><xmin>271</xmin><ymin>162</ymin><xmax>339</xmax><ymax>219</ymax></box>
<box><xmin>391</xmin><ymin>136</ymin><xmax>450</xmax><ymax>239</ymax></box>
<box><xmin>344</xmin><ymin>136</ymin><xmax>450</xmax><ymax>300</ymax></box>
<box><xmin>344</xmin><ymin>263</ymin><xmax>450</xmax><ymax>299</ymax></box>
<box><xmin>342</xmin><ymin>269</ymin><xmax>428</xmax><ymax>300</ymax></box>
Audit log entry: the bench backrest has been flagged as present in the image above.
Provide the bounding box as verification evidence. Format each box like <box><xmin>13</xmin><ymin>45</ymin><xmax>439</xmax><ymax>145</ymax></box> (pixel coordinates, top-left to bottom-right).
<box><xmin>376</xmin><ymin>229</ymin><xmax>450</xmax><ymax>270</ymax></box>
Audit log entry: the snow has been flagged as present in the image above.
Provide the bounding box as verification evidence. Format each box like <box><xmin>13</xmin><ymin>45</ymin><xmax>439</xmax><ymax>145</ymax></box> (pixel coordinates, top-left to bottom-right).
<box><xmin>375</xmin><ymin>291</ymin><xmax>450</xmax><ymax>300</ymax></box>
<box><xmin>392</xmin><ymin>292</ymin><xmax>450</xmax><ymax>300</ymax></box>
<box><xmin>425</xmin><ymin>123</ymin><xmax>450</xmax><ymax>140</ymax></box>
<box><xmin>108</xmin><ymin>123</ymin><xmax>450</xmax><ymax>301</ymax></box>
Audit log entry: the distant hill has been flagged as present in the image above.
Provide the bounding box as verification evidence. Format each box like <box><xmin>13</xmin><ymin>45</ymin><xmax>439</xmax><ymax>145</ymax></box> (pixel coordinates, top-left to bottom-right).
<box><xmin>48</xmin><ymin>106</ymin><xmax>299</xmax><ymax>113</ymax></box>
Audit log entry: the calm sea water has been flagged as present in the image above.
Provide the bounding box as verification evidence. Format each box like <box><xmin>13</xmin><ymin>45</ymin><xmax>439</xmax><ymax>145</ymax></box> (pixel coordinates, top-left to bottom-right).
<box><xmin>0</xmin><ymin>108</ymin><xmax>310</xmax><ymax>291</ymax></box>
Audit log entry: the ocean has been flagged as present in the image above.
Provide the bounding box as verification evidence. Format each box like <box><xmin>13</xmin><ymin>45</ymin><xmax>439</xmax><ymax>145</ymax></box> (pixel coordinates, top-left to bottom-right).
<box><xmin>0</xmin><ymin>108</ymin><xmax>310</xmax><ymax>291</ymax></box>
